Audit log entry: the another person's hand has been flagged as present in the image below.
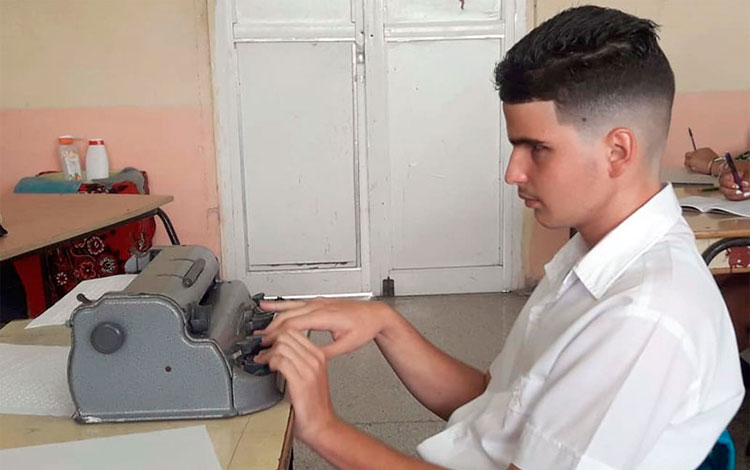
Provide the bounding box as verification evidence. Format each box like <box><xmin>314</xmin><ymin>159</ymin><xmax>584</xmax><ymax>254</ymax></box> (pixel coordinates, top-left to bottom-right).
<box><xmin>253</xmin><ymin>330</ymin><xmax>340</xmax><ymax>445</ymax></box>
<box><xmin>718</xmin><ymin>166</ymin><xmax>750</xmax><ymax>201</ymax></box>
<box><xmin>684</xmin><ymin>147</ymin><xmax>720</xmax><ymax>175</ymax></box>
<box><xmin>258</xmin><ymin>297</ymin><xmax>396</xmax><ymax>357</ymax></box>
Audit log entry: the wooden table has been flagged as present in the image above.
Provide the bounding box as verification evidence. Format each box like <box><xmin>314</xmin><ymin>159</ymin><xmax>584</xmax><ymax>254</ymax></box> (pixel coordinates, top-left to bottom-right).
<box><xmin>0</xmin><ymin>320</ymin><xmax>294</xmax><ymax>469</ymax></box>
<box><xmin>677</xmin><ymin>187</ymin><xmax>750</xmax><ymax>274</ymax></box>
<box><xmin>0</xmin><ymin>193</ymin><xmax>175</xmax><ymax>261</ymax></box>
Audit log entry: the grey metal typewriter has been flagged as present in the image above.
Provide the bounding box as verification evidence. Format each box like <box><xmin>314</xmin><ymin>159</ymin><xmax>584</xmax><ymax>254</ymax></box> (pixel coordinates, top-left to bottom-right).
<box><xmin>67</xmin><ymin>245</ymin><xmax>282</xmax><ymax>423</ymax></box>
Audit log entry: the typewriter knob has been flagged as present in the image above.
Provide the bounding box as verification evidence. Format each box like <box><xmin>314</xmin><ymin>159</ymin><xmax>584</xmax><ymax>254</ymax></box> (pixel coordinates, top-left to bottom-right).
<box><xmin>90</xmin><ymin>322</ymin><xmax>126</xmax><ymax>354</ymax></box>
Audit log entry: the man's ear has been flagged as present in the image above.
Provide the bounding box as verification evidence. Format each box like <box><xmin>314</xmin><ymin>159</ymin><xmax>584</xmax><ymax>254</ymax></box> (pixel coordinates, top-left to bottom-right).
<box><xmin>605</xmin><ymin>127</ymin><xmax>637</xmax><ymax>178</ymax></box>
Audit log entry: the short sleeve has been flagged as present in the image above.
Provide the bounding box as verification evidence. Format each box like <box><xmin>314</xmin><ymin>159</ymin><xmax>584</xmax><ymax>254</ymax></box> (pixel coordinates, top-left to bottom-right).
<box><xmin>512</xmin><ymin>310</ymin><xmax>697</xmax><ymax>470</ymax></box>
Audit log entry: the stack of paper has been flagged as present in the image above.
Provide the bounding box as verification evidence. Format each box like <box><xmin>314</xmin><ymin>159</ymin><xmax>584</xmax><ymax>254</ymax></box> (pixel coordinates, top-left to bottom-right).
<box><xmin>0</xmin><ymin>344</ymin><xmax>74</xmax><ymax>416</ymax></box>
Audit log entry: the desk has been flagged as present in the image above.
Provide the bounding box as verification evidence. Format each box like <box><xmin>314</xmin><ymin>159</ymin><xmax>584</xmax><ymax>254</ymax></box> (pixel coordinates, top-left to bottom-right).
<box><xmin>0</xmin><ymin>193</ymin><xmax>177</xmax><ymax>262</ymax></box>
<box><xmin>0</xmin><ymin>320</ymin><xmax>294</xmax><ymax>469</ymax></box>
<box><xmin>677</xmin><ymin>187</ymin><xmax>750</xmax><ymax>274</ymax></box>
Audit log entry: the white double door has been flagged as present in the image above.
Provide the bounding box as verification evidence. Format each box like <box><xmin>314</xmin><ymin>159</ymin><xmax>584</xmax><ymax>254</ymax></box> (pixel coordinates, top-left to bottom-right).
<box><xmin>216</xmin><ymin>0</ymin><xmax>524</xmax><ymax>296</ymax></box>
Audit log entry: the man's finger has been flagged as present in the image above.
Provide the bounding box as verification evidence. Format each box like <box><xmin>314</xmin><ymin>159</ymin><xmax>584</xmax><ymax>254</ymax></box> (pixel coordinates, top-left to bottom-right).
<box><xmin>285</xmin><ymin>329</ymin><xmax>326</xmax><ymax>362</ymax></box>
<box><xmin>260</xmin><ymin>311</ymin><xmax>344</xmax><ymax>346</ymax></box>
<box><xmin>257</xmin><ymin>305</ymin><xmax>317</xmax><ymax>335</ymax></box>
<box><xmin>260</xmin><ymin>299</ymin><xmax>308</xmax><ymax>312</ymax></box>
<box><xmin>275</xmin><ymin>332</ymin><xmax>322</xmax><ymax>371</ymax></box>
<box><xmin>267</xmin><ymin>354</ymin><xmax>302</xmax><ymax>385</ymax></box>
<box><xmin>256</xmin><ymin>332</ymin><xmax>322</xmax><ymax>370</ymax></box>
<box><xmin>267</xmin><ymin>337</ymin><xmax>319</xmax><ymax>381</ymax></box>
<box><xmin>253</xmin><ymin>349</ymin><xmax>270</xmax><ymax>364</ymax></box>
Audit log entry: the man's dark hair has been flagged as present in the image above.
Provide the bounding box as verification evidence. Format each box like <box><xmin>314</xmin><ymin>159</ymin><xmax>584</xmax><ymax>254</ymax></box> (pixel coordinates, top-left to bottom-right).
<box><xmin>495</xmin><ymin>6</ymin><xmax>675</xmax><ymax>150</ymax></box>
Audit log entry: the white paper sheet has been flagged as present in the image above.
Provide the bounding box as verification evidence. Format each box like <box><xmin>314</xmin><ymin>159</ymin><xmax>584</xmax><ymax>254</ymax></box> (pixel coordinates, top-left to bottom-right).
<box><xmin>26</xmin><ymin>274</ymin><xmax>136</xmax><ymax>329</ymax></box>
<box><xmin>0</xmin><ymin>425</ymin><xmax>222</xmax><ymax>470</ymax></box>
<box><xmin>0</xmin><ymin>344</ymin><xmax>74</xmax><ymax>416</ymax></box>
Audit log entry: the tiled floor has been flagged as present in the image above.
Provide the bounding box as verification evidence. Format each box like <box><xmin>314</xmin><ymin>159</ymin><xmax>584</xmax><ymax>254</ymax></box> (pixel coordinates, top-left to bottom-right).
<box><xmin>293</xmin><ymin>292</ymin><xmax>750</xmax><ymax>470</ymax></box>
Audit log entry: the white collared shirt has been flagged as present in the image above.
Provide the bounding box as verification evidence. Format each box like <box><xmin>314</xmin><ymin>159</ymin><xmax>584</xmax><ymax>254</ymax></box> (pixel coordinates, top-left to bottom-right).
<box><xmin>417</xmin><ymin>185</ymin><xmax>744</xmax><ymax>470</ymax></box>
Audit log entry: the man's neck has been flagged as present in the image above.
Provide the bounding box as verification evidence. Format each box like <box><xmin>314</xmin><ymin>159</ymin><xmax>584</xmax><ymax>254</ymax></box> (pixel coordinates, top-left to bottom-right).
<box><xmin>577</xmin><ymin>178</ymin><xmax>662</xmax><ymax>248</ymax></box>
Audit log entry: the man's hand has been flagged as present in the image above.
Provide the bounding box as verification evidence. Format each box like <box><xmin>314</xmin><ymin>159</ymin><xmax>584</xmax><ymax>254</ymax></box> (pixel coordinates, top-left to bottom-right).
<box><xmin>718</xmin><ymin>165</ymin><xmax>750</xmax><ymax>201</ymax></box>
<box><xmin>253</xmin><ymin>329</ymin><xmax>339</xmax><ymax>445</ymax></box>
<box><xmin>259</xmin><ymin>297</ymin><xmax>488</xmax><ymax>423</ymax></box>
<box><xmin>684</xmin><ymin>147</ymin><xmax>719</xmax><ymax>175</ymax></box>
<box><xmin>258</xmin><ymin>297</ymin><xmax>396</xmax><ymax>357</ymax></box>
<box><xmin>253</xmin><ymin>329</ymin><xmax>446</xmax><ymax>470</ymax></box>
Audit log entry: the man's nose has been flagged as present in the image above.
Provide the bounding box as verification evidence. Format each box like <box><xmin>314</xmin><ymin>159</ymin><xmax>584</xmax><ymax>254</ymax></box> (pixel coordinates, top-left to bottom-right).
<box><xmin>504</xmin><ymin>150</ymin><xmax>528</xmax><ymax>185</ymax></box>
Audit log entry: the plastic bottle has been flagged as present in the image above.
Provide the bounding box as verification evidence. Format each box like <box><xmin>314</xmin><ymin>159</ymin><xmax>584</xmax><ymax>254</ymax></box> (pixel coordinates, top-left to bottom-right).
<box><xmin>85</xmin><ymin>139</ymin><xmax>110</xmax><ymax>180</ymax></box>
<box><xmin>58</xmin><ymin>136</ymin><xmax>83</xmax><ymax>181</ymax></box>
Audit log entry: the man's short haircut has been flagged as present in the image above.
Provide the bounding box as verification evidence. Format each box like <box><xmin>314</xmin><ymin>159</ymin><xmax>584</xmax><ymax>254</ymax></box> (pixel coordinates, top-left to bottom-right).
<box><xmin>495</xmin><ymin>6</ymin><xmax>675</xmax><ymax>156</ymax></box>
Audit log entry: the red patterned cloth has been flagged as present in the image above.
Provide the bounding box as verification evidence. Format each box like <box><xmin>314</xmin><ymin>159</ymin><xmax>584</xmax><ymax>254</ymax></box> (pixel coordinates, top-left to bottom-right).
<box><xmin>12</xmin><ymin>176</ymin><xmax>156</xmax><ymax>318</ymax></box>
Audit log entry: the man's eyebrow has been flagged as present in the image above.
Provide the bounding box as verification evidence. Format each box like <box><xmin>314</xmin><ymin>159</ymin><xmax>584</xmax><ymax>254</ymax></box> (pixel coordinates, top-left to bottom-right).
<box><xmin>508</xmin><ymin>137</ymin><xmax>547</xmax><ymax>147</ymax></box>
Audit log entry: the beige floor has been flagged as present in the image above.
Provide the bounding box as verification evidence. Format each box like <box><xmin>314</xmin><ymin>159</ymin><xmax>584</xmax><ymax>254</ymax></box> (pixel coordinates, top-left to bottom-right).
<box><xmin>294</xmin><ymin>292</ymin><xmax>750</xmax><ymax>470</ymax></box>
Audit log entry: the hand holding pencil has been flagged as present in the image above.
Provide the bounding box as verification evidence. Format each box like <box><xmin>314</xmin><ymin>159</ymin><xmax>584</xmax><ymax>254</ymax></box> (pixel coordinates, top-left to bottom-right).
<box><xmin>717</xmin><ymin>154</ymin><xmax>750</xmax><ymax>201</ymax></box>
<box><xmin>684</xmin><ymin>147</ymin><xmax>721</xmax><ymax>175</ymax></box>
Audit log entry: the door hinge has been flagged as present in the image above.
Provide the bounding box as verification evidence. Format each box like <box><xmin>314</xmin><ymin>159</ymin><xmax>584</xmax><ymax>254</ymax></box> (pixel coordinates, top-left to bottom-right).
<box><xmin>382</xmin><ymin>277</ymin><xmax>394</xmax><ymax>297</ymax></box>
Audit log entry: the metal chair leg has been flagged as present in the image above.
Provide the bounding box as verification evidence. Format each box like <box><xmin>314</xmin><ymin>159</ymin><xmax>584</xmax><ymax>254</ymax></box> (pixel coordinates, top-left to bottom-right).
<box><xmin>155</xmin><ymin>208</ymin><xmax>181</xmax><ymax>245</ymax></box>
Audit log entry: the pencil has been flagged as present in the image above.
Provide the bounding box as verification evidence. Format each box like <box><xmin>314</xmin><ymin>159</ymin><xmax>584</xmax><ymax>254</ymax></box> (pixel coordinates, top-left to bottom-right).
<box><xmin>724</xmin><ymin>152</ymin><xmax>744</xmax><ymax>188</ymax></box>
<box><xmin>688</xmin><ymin>128</ymin><xmax>697</xmax><ymax>151</ymax></box>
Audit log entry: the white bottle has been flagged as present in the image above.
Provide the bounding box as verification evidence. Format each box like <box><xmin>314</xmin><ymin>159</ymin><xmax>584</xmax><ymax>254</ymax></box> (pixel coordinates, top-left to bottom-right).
<box><xmin>58</xmin><ymin>135</ymin><xmax>83</xmax><ymax>181</ymax></box>
<box><xmin>86</xmin><ymin>139</ymin><xmax>110</xmax><ymax>180</ymax></box>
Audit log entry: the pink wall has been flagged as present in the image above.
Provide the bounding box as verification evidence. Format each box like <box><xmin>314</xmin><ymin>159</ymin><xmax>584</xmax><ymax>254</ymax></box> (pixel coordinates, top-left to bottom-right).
<box><xmin>0</xmin><ymin>107</ymin><xmax>221</xmax><ymax>254</ymax></box>
<box><xmin>663</xmin><ymin>90</ymin><xmax>750</xmax><ymax>167</ymax></box>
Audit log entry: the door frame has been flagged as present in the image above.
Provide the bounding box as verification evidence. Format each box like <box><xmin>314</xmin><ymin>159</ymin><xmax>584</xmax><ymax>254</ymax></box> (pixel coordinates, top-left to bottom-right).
<box><xmin>210</xmin><ymin>0</ymin><xmax>526</xmax><ymax>294</ymax></box>
<box><xmin>210</xmin><ymin>0</ymin><xmax>245</xmax><ymax>282</ymax></box>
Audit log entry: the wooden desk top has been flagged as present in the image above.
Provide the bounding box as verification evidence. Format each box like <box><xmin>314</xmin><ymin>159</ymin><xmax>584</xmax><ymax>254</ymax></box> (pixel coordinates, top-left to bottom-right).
<box><xmin>675</xmin><ymin>187</ymin><xmax>750</xmax><ymax>239</ymax></box>
<box><xmin>0</xmin><ymin>321</ymin><xmax>293</xmax><ymax>470</ymax></box>
<box><xmin>0</xmin><ymin>193</ymin><xmax>173</xmax><ymax>261</ymax></box>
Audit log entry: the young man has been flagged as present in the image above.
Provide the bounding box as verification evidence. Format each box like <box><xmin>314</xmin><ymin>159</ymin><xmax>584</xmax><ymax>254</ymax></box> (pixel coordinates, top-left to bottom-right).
<box><xmin>254</xmin><ymin>6</ymin><xmax>744</xmax><ymax>469</ymax></box>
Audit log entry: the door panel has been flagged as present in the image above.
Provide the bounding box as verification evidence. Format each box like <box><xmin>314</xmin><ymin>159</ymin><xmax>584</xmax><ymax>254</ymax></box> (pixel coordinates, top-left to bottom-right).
<box><xmin>237</xmin><ymin>42</ymin><xmax>358</xmax><ymax>267</ymax></box>
<box><xmin>226</xmin><ymin>0</ymin><xmax>369</xmax><ymax>296</ymax></box>
<box><xmin>387</xmin><ymin>40</ymin><xmax>502</xmax><ymax>270</ymax></box>
<box><xmin>371</xmin><ymin>0</ymin><xmax>510</xmax><ymax>294</ymax></box>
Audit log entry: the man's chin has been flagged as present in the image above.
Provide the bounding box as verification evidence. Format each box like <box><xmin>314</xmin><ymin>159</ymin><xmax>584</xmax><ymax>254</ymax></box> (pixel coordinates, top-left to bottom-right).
<box><xmin>532</xmin><ymin>210</ymin><xmax>567</xmax><ymax>231</ymax></box>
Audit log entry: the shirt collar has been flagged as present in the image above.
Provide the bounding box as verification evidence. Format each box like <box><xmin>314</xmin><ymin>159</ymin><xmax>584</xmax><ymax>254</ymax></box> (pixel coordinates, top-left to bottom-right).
<box><xmin>543</xmin><ymin>184</ymin><xmax>682</xmax><ymax>297</ymax></box>
<box><xmin>573</xmin><ymin>184</ymin><xmax>682</xmax><ymax>299</ymax></box>
<box><xmin>543</xmin><ymin>231</ymin><xmax>588</xmax><ymax>287</ymax></box>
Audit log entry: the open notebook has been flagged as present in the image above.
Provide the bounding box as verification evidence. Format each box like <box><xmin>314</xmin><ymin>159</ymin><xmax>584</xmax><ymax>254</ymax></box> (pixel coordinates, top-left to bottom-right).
<box><xmin>679</xmin><ymin>195</ymin><xmax>750</xmax><ymax>218</ymax></box>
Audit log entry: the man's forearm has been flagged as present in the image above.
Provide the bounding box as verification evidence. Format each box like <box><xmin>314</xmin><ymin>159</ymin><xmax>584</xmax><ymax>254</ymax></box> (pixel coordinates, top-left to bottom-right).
<box><xmin>374</xmin><ymin>305</ymin><xmax>489</xmax><ymax>420</ymax></box>
<box><xmin>311</xmin><ymin>418</ymin><xmax>445</xmax><ymax>470</ymax></box>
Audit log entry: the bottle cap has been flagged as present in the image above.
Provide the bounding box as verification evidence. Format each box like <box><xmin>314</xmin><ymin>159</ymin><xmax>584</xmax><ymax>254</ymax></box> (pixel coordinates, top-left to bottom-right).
<box><xmin>58</xmin><ymin>135</ymin><xmax>75</xmax><ymax>145</ymax></box>
<box><xmin>88</xmin><ymin>139</ymin><xmax>105</xmax><ymax>145</ymax></box>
